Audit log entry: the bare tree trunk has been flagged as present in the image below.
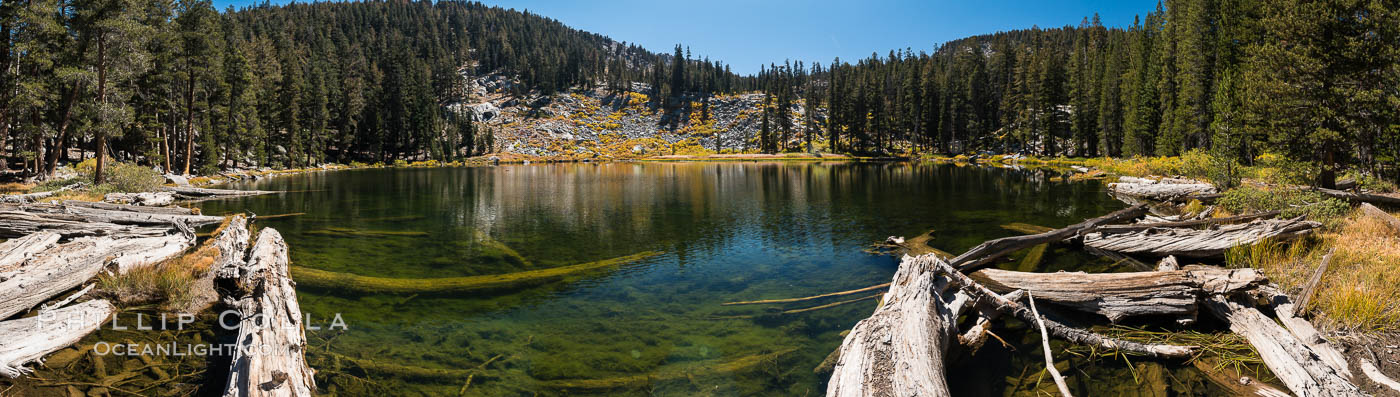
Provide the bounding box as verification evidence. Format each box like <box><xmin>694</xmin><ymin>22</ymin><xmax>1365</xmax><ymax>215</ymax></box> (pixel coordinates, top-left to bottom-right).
<box><xmin>44</xmin><ymin>83</ymin><xmax>82</xmax><ymax>177</ymax></box>
<box><xmin>94</xmin><ymin>34</ymin><xmax>108</xmax><ymax>185</ymax></box>
<box><xmin>183</xmin><ymin>74</ymin><xmax>195</xmax><ymax>176</ymax></box>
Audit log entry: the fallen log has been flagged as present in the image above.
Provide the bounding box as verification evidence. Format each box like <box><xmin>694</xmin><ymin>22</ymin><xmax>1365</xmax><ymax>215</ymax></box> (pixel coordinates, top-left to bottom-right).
<box><xmin>106</xmin><ymin>233</ymin><xmax>197</xmax><ymax>274</ymax></box>
<box><xmin>934</xmin><ymin>257</ymin><xmax>1196</xmax><ymax>358</ymax></box>
<box><xmin>0</xmin><ymin>237</ymin><xmax>120</xmax><ymax>319</ymax></box>
<box><xmin>1027</xmin><ymin>292</ymin><xmax>1073</xmax><ymax>397</ymax></box>
<box><xmin>969</xmin><ymin>266</ymin><xmax>1266</xmax><ymax>323</ymax></box>
<box><xmin>1191</xmin><ymin>357</ymin><xmax>1291</xmax><ymax>397</ymax></box>
<box><xmin>63</xmin><ymin>205</ymin><xmax>223</xmax><ymax>227</ymax></box>
<box><xmin>66</xmin><ymin>199</ymin><xmax>193</xmax><ymax>215</ymax></box>
<box><xmin>0</xmin><ymin>211</ymin><xmax>169</xmax><ymax>239</ymax></box>
<box><xmin>0</xmin><ymin>300</ymin><xmax>115</xmax><ymax>378</ymax></box>
<box><xmin>827</xmin><ymin>254</ymin><xmax>970</xmax><ymax>397</ymax></box>
<box><xmin>103</xmin><ymin>191</ymin><xmax>177</xmax><ymax>206</ymax></box>
<box><xmin>723</xmin><ymin>283</ymin><xmax>891</xmax><ymax>306</ymax></box>
<box><xmin>290</xmin><ymin>251</ymin><xmax>662</xmax><ymax>295</ymax></box>
<box><xmin>1317</xmin><ymin>187</ymin><xmax>1400</xmax><ymax>207</ymax></box>
<box><xmin>950</xmin><ymin>203</ymin><xmax>1149</xmax><ymax>270</ymax></box>
<box><xmin>1093</xmin><ymin>210</ymin><xmax>1282</xmax><ymax>233</ymax></box>
<box><xmin>180</xmin><ymin>215</ymin><xmax>250</xmax><ymax>315</ymax></box>
<box><xmin>1203</xmin><ymin>295</ymin><xmax>1363</xmax><ymax>396</ymax></box>
<box><xmin>1110</xmin><ymin>182</ymin><xmax>1218</xmax><ymax>201</ymax></box>
<box><xmin>1292</xmin><ymin>249</ymin><xmax>1334</xmax><ymax>317</ymax></box>
<box><xmin>1083</xmin><ymin>218</ymin><xmax>1320</xmax><ymax>258</ymax></box>
<box><xmin>217</xmin><ymin>228</ymin><xmax>316</xmax><ymax>397</ymax></box>
<box><xmin>0</xmin><ymin>232</ymin><xmax>61</xmax><ymax>278</ymax></box>
<box><xmin>163</xmin><ymin>186</ymin><xmax>278</xmax><ymax>199</ymax></box>
<box><xmin>544</xmin><ymin>348</ymin><xmax>796</xmax><ymax>391</ymax></box>
<box><xmin>0</xmin><ymin>191</ymin><xmax>56</xmax><ymax>204</ymax></box>
<box><xmin>1360</xmin><ymin>202</ymin><xmax>1400</xmax><ymax>232</ymax></box>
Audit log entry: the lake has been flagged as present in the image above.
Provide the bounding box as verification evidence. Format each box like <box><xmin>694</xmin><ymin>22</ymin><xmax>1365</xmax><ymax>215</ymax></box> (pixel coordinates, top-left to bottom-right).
<box><xmin>199</xmin><ymin>162</ymin><xmax>1231</xmax><ymax>396</ymax></box>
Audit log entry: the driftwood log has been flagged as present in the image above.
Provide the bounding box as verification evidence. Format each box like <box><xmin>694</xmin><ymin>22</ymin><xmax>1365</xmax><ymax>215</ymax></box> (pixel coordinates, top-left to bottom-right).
<box><xmin>827</xmin><ymin>254</ymin><xmax>970</xmax><ymax>397</ymax></box>
<box><xmin>103</xmin><ymin>191</ymin><xmax>177</xmax><ymax>206</ymax></box>
<box><xmin>969</xmin><ymin>265</ymin><xmax>1266</xmax><ymax>323</ymax></box>
<box><xmin>290</xmin><ymin>251</ymin><xmax>661</xmax><ymax>295</ymax></box>
<box><xmin>64</xmin><ymin>199</ymin><xmax>194</xmax><ymax>215</ymax></box>
<box><xmin>1360</xmin><ymin>202</ymin><xmax>1400</xmax><ymax>232</ymax></box>
<box><xmin>1204</xmin><ymin>295</ymin><xmax>1363</xmax><ymax>396</ymax></box>
<box><xmin>164</xmin><ymin>186</ymin><xmax>278</xmax><ymax>199</ymax></box>
<box><xmin>1093</xmin><ymin>210</ymin><xmax>1281</xmax><ymax>233</ymax></box>
<box><xmin>0</xmin><ymin>191</ymin><xmax>56</xmax><ymax>204</ymax></box>
<box><xmin>1109</xmin><ymin>181</ymin><xmax>1218</xmax><ymax>201</ymax></box>
<box><xmin>0</xmin><ymin>211</ymin><xmax>169</xmax><ymax>238</ymax></box>
<box><xmin>182</xmin><ymin>215</ymin><xmax>250</xmax><ymax>315</ymax></box>
<box><xmin>106</xmin><ymin>232</ymin><xmax>197</xmax><ymax>274</ymax></box>
<box><xmin>950</xmin><ymin>203</ymin><xmax>1149</xmax><ymax>270</ymax></box>
<box><xmin>1318</xmin><ymin>187</ymin><xmax>1400</xmax><ymax>207</ymax></box>
<box><xmin>0</xmin><ymin>237</ymin><xmax>119</xmax><ymax>319</ymax></box>
<box><xmin>1083</xmin><ymin>218</ymin><xmax>1320</xmax><ymax>257</ymax></box>
<box><xmin>217</xmin><ymin>228</ymin><xmax>316</xmax><ymax>397</ymax></box>
<box><xmin>0</xmin><ymin>299</ymin><xmax>115</xmax><ymax>378</ymax></box>
<box><xmin>0</xmin><ymin>232</ymin><xmax>61</xmax><ymax>278</ymax></box>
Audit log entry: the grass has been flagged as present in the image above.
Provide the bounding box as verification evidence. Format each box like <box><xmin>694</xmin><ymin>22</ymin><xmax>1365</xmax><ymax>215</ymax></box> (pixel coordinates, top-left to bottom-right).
<box><xmin>1225</xmin><ymin>207</ymin><xmax>1400</xmax><ymax>332</ymax></box>
<box><xmin>95</xmin><ymin>260</ymin><xmax>200</xmax><ymax>312</ymax></box>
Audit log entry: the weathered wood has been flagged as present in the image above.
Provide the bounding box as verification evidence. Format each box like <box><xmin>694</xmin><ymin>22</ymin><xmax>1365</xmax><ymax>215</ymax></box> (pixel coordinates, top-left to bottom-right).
<box><xmin>218</xmin><ymin>228</ymin><xmax>316</xmax><ymax>397</ymax></box>
<box><xmin>1203</xmin><ymin>295</ymin><xmax>1363</xmax><ymax>396</ymax></box>
<box><xmin>1110</xmin><ymin>182</ymin><xmax>1218</xmax><ymax>201</ymax></box>
<box><xmin>934</xmin><ymin>257</ymin><xmax>1196</xmax><ymax>358</ymax></box>
<box><xmin>183</xmin><ymin>215</ymin><xmax>250</xmax><ymax>315</ymax></box>
<box><xmin>106</xmin><ymin>233</ymin><xmax>197</xmax><ymax>274</ymax></box>
<box><xmin>64</xmin><ymin>204</ymin><xmax>224</xmax><ymax>227</ymax></box>
<box><xmin>0</xmin><ymin>211</ymin><xmax>169</xmax><ymax>238</ymax></box>
<box><xmin>1155</xmin><ymin>255</ymin><xmax>1179</xmax><ymax>271</ymax></box>
<box><xmin>951</xmin><ymin>203</ymin><xmax>1149</xmax><ymax>270</ymax></box>
<box><xmin>0</xmin><ymin>237</ymin><xmax>118</xmax><ymax>319</ymax></box>
<box><xmin>103</xmin><ymin>191</ymin><xmax>177</xmax><ymax>206</ymax></box>
<box><xmin>1094</xmin><ymin>210</ymin><xmax>1282</xmax><ymax>233</ymax></box>
<box><xmin>827</xmin><ymin>254</ymin><xmax>970</xmax><ymax>397</ymax></box>
<box><xmin>1318</xmin><ymin>187</ymin><xmax>1400</xmax><ymax>207</ymax></box>
<box><xmin>0</xmin><ymin>191</ymin><xmax>56</xmax><ymax>204</ymax></box>
<box><xmin>1292</xmin><ymin>249</ymin><xmax>1334</xmax><ymax>317</ymax></box>
<box><xmin>70</xmin><ymin>199</ymin><xmax>192</xmax><ymax>215</ymax></box>
<box><xmin>1027</xmin><ymin>292</ymin><xmax>1073</xmax><ymax>397</ymax></box>
<box><xmin>1083</xmin><ymin>218</ymin><xmax>1320</xmax><ymax>257</ymax></box>
<box><xmin>957</xmin><ymin>290</ymin><xmax>1024</xmax><ymax>354</ymax></box>
<box><xmin>0</xmin><ymin>300</ymin><xmax>115</xmax><ymax>378</ymax></box>
<box><xmin>1360</xmin><ymin>203</ymin><xmax>1400</xmax><ymax>232</ymax></box>
<box><xmin>1361</xmin><ymin>360</ymin><xmax>1400</xmax><ymax>393</ymax></box>
<box><xmin>969</xmin><ymin>266</ymin><xmax>1266</xmax><ymax>323</ymax></box>
<box><xmin>0</xmin><ymin>232</ymin><xmax>61</xmax><ymax>279</ymax></box>
<box><xmin>1191</xmin><ymin>357</ymin><xmax>1292</xmax><ymax>397</ymax></box>
<box><xmin>164</xmin><ymin>186</ymin><xmax>278</xmax><ymax>199</ymax></box>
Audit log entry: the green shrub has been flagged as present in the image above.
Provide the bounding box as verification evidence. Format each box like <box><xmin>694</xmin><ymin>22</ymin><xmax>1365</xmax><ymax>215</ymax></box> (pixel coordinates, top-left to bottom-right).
<box><xmin>1219</xmin><ymin>186</ymin><xmax>1350</xmax><ymax>220</ymax></box>
<box><xmin>1342</xmin><ymin>170</ymin><xmax>1398</xmax><ymax>193</ymax></box>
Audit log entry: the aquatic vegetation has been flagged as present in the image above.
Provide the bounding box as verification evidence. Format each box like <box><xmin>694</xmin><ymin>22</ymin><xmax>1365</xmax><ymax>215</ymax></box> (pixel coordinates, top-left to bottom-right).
<box><xmin>291</xmin><ymin>251</ymin><xmax>662</xmax><ymax>295</ymax></box>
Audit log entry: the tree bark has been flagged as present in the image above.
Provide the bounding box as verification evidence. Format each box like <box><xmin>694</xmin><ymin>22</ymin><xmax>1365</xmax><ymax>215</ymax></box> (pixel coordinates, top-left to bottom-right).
<box><xmin>1203</xmin><ymin>295</ymin><xmax>1363</xmax><ymax>396</ymax></box>
<box><xmin>0</xmin><ymin>236</ymin><xmax>117</xmax><ymax>319</ymax></box>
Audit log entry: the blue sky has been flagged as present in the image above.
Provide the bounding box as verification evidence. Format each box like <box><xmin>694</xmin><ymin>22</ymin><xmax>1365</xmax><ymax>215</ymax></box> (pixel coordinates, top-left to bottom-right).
<box><xmin>212</xmin><ymin>0</ymin><xmax>1159</xmax><ymax>75</ymax></box>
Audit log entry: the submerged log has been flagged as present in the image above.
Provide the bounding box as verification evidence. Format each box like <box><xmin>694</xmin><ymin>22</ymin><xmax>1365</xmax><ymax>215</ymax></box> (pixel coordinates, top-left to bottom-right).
<box><xmin>1110</xmin><ymin>182</ymin><xmax>1218</xmax><ymax>201</ymax></box>
<box><xmin>969</xmin><ymin>266</ymin><xmax>1266</xmax><ymax>323</ymax></box>
<box><xmin>0</xmin><ymin>237</ymin><xmax>119</xmax><ymax>319</ymax></box>
<box><xmin>290</xmin><ymin>251</ymin><xmax>662</xmax><ymax>295</ymax></box>
<box><xmin>545</xmin><ymin>348</ymin><xmax>797</xmax><ymax>391</ymax></box>
<box><xmin>827</xmin><ymin>255</ymin><xmax>970</xmax><ymax>397</ymax></box>
<box><xmin>1083</xmin><ymin>218</ymin><xmax>1320</xmax><ymax>257</ymax></box>
<box><xmin>723</xmin><ymin>283</ymin><xmax>891</xmax><ymax>306</ymax></box>
<box><xmin>0</xmin><ymin>300</ymin><xmax>114</xmax><ymax>378</ymax></box>
<box><xmin>1203</xmin><ymin>295</ymin><xmax>1363</xmax><ymax>396</ymax></box>
<box><xmin>218</xmin><ymin>228</ymin><xmax>316</xmax><ymax>397</ymax></box>
<box><xmin>950</xmin><ymin>203</ymin><xmax>1149</xmax><ymax>270</ymax></box>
